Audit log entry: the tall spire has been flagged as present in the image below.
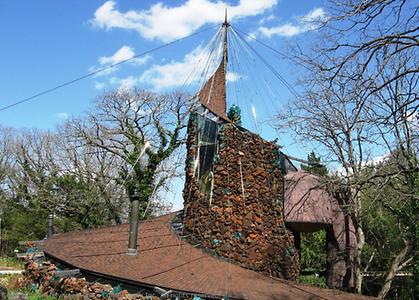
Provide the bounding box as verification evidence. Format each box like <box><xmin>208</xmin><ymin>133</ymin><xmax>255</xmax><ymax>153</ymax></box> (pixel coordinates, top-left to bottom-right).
<box><xmin>198</xmin><ymin>11</ymin><xmax>230</xmax><ymax>121</ymax></box>
<box><xmin>223</xmin><ymin>8</ymin><xmax>229</xmax><ymax>70</ymax></box>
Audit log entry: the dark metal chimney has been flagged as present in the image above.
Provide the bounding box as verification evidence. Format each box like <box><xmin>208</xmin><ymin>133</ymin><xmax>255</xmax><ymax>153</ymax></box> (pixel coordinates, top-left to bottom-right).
<box><xmin>47</xmin><ymin>214</ymin><xmax>54</xmax><ymax>238</ymax></box>
<box><xmin>127</xmin><ymin>188</ymin><xmax>140</xmax><ymax>256</ymax></box>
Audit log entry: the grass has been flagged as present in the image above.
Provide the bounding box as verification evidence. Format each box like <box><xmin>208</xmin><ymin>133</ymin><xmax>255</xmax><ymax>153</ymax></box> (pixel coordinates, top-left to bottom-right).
<box><xmin>0</xmin><ymin>257</ymin><xmax>24</xmax><ymax>269</ymax></box>
<box><xmin>0</xmin><ymin>258</ymin><xmax>56</xmax><ymax>299</ymax></box>
<box><xmin>0</xmin><ymin>274</ymin><xmax>57</xmax><ymax>299</ymax></box>
<box><xmin>297</xmin><ymin>274</ymin><xmax>327</xmax><ymax>288</ymax></box>
<box><xmin>0</xmin><ymin>274</ymin><xmax>20</xmax><ymax>297</ymax></box>
<box><xmin>0</xmin><ymin>274</ymin><xmax>20</xmax><ymax>288</ymax></box>
<box><xmin>8</xmin><ymin>290</ymin><xmax>57</xmax><ymax>300</ymax></box>
<box><xmin>0</xmin><ymin>257</ymin><xmax>56</xmax><ymax>299</ymax></box>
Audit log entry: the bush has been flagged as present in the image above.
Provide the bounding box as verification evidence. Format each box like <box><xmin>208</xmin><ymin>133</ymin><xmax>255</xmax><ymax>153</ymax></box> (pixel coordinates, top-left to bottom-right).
<box><xmin>297</xmin><ymin>274</ymin><xmax>327</xmax><ymax>288</ymax></box>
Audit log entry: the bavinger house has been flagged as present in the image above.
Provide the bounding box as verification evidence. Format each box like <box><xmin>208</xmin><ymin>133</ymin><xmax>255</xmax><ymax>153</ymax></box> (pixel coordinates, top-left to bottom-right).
<box><xmin>44</xmin><ymin>18</ymin><xmax>360</xmax><ymax>300</ymax></box>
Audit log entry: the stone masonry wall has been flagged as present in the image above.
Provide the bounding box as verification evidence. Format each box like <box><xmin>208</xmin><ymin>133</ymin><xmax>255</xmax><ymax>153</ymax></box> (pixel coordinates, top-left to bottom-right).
<box><xmin>183</xmin><ymin>116</ymin><xmax>300</xmax><ymax>279</ymax></box>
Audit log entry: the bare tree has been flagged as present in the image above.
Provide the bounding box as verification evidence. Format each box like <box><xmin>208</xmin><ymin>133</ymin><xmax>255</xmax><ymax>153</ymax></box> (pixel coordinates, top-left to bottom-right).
<box><xmin>285</xmin><ymin>0</ymin><xmax>418</xmax><ymax>294</ymax></box>
<box><xmin>277</xmin><ymin>62</ymin><xmax>376</xmax><ymax>291</ymax></box>
<box><xmin>56</xmin><ymin>123</ymin><xmax>127</xmax><ymax>224</ymax></box>
<box><xmin>70</xmin><ymin>88</ymin><xmax>192</xmax><ymax>216</ymax></box>
<box><xmin>277</xmin><ymin>50</ymin><xmax>417</xmax><ymax>295</ymax></box>
<box><xmin>318</xmin><ymin>0</ymin><xmax>418</xmax><ymax>93</ymax></box>
<box><xmin>365</xmin><ymin>53</ymin><xmax>418</xmax><ymax>299</ymax></box>
<box><xmin>0</xmin><ymin>127</ymin><xmax>13</xmax><ymax>191</ymax></box>
<box><xmin>0</xmin><ymin>127</ymin><xmax>14</xmax><ymax>254</ymax></box>
<box><xmin>1</xmin><ymin>126</ymin><xmax>126</xmax><ymax>230</ymax></box>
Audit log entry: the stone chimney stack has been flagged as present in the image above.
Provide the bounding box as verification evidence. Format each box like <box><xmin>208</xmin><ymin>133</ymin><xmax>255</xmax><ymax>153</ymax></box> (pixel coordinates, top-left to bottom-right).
<box><xmin>182</xmin><ymin>16</ymin><xmax>299</xmax><ymax>279</ymax></box>
<box><xmin>182</xmin><ymin>115</ymin><xmax>300</xmax><ymax>279</ymax></box>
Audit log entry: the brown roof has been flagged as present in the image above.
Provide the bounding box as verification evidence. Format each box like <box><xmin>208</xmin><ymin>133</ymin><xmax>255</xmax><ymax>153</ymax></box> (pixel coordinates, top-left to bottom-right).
<box><xmin>284</xmin><ymin>170</ymin><xmax>357</xmax><ymax>243</ymax></box>
<box><xmin>44</xmin><ymin>213</ymin><xmax>372</xmax><ymax>300</ymax></box>
<box><xmin>284</xmin><ymin>170</ymin><xmax>335</xmax><ymax>227</ymax></box>
<box><xmin>198</xmin><ymin>60</ymin><xmax>229</xmax><ymax>120</ymax></box>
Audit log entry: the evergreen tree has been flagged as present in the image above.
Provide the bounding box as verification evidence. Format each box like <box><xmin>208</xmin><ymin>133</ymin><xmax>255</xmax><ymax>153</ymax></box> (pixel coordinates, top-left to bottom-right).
<box><xmin>300</xmin><ymin>151</ymin><xmax>328</xmax><ymax>176</ymax></box>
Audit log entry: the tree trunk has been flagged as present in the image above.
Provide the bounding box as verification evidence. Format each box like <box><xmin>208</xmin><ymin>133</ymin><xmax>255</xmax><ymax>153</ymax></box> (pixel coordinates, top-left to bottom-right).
<box><xmin>378</xmin><ymin>240</ymin><xmax>412</xmax><ymax>299</ymax></box>
<box><xmin>352</xmin><ymin>189</ymin><xmax>365</xmax><ymax>294</ymax></box>
<box><xmin>355</xmin><ymin>224</ymin><xmax>365</xmax><ymax>294</ymax></box>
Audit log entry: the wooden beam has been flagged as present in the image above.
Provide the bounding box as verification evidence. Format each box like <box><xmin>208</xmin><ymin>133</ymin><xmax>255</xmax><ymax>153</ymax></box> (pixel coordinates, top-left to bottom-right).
<box><xmin>18</xmin><ymin>240</ymin><xmax>45</xmax><ymax>246</ymax></box>
<box><xmin>153</xmin><ymin>286</ymin><xmax>169</xmax><ymax>295</ymax></box>
<box><xmin>16</xmin><ymin>251</ymin><xmax>44</xmax><ymax>258</ymax></box>
<box><xmin>285</xmin><ymin>154</ymin><xmax>323</xmax><ymax>166</ymax></box>
<box><xmin>55</xmin><ymin>269</ymin><xmax>81</xmax><ymax>278</ymax></box>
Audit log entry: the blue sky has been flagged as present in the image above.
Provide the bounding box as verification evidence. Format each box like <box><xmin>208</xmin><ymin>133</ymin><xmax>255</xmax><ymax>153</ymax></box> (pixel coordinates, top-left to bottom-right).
<box><xmin>0</xmin><ymin>0</ymin><xmax>326</xmax><ymax>209</ymax></box>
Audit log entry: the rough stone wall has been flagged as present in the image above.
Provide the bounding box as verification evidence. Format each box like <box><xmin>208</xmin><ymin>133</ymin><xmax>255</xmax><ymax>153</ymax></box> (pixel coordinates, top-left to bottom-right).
<box><xmin>183</xmin><ymin>116</ymin><xmax>300</xmax><ymax>279</ymax></box>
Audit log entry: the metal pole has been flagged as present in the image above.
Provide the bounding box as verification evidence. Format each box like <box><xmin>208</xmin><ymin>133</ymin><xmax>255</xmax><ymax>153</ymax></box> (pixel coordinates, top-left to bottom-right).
<box><xmin>127</xmin><ymin>188</ymin><xmax>140</xmax><ymax>256</ymax></box>
<box><xmin>47</xmin><ymin>214</ymin><xmax>54</xmax><ymax>238</ymax></box>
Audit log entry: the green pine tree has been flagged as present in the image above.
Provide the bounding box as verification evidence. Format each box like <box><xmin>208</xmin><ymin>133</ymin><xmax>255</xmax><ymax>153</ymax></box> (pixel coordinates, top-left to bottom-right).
<box><xmin>300</xmin><ymin>151</ymin><xmax>328</xmax><ymax>176</ymax></box>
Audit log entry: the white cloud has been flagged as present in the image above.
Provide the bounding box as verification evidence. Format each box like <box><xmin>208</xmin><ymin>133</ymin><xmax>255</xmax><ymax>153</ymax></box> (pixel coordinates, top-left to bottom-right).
<box><xmin>259</xmin><ymin>23</ymin><xmax>301</xmax><ymax>37</ymax></box>
<box><xmin>94</xmin><ymin>81</ymin><xmax>106</xmax><ymax>90</ymax></box>
<box><xmin>109</xmin><ymin>44</ymin><xmax>220</xmax><ymax>90</ymax></box>
<box><xmin>119</xmin><ymin>76</ymin><xmax>139</xmax><ymax>90</ymax></box>
<box><xmin>259</xmin><ymin>7</ymin><xmax>326</xmax><ymax>38</ymax></box>
<box><xmin>91</xmin><ymin>0</ymin><xmax>277</xmax><ymax>42</ymax></box>
<box><xmin>259</xmin><ymin>14</ymin><xmax>275</xmax><ymax>24</ymax></box>
<box><xmin>367</xmin><ymin>153</ymin><xmax>389</xmax><ymax>166</ymax></box>
<box><xmin>89</xmin><ymin>45</ymin><xmax>151</xmax><ymax>77</ymax></box>
<box><xmin>140</xmin><ymin>45</ymin><xmax>215</xmax><ymax>89</ymax></box>
<box><xmin>245</xmin><ymin>31</ymin><xmax>257</xmax><ymax>42</ymax></box>
<box><xmin>110</xmin><ymin>76</ymin><xmax>141</xmax><ymax>90</ymax></box>
<box><xmin>406</xmin><ymin>111</ymin><xmax>418</xmax><ymax>130</ymax></box>
<box><xmin>301</xmin><ymin>8</ymin><xmax>326</xmax><ymax>23</ymax></box>
<box><xmin>139</xmin><ymin>47</ymin><xmax>245</xmax><ymax>89</ymax></box>
<box><xmin>55</xmin><ymin>112</ymin><xmax>68</xmax><ymax>120</ymax></box>
<box><xmin>333</xmin><ymin>153</ymin><xmax>390</xmax><ymax>176</ymax></box>
<box><xmin>88</xmin><ymin>65</ymin><xmax>114</xmax><ymax>77</ymax></box>
<box><xmin>98</xmin><ymin>45</ymin><xmax>135</xmax><ymax>65</ymax></box>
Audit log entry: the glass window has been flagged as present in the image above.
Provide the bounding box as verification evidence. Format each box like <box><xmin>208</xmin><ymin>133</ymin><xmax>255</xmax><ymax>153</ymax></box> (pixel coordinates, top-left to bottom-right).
<box><xmin>195</xmin><ymin>115</ymin><xmax>218</xmax><ymax>193</ymax></box>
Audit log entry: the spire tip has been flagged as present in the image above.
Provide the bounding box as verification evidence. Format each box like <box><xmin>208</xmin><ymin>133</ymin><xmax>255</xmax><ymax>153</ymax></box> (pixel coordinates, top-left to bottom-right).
<box><xmin>224</xmin><ymin>8</ymin><xmax>229</xmax><ymax>26</ymax></box>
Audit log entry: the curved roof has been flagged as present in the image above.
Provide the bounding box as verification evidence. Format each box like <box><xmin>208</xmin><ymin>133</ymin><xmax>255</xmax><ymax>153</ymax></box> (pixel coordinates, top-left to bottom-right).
<box><xmin>284</xmin><ymin>170</ymin><xmax>335</xmax><ymax>228</ymax></box>
<box><xmin>284</xmin><ymin>170</ymin><xmax>357</xmax><ymax>244</ymax></box>
<box><xmin>44</xmin><ymin>213</ymin><xmax>370</xmax><ymax>300</ymax></box>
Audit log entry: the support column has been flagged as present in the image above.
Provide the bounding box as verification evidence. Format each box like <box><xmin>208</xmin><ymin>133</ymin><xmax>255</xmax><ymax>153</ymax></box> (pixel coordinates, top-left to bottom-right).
<box><xmin>127</xmin><ymin>188</ymin><xmax>140</xmax><ymax>256</ymax></box>
<box><xmin>291</xmin><ymin>230</ymin><xmax>301</xmax><ymax>260</ymax></box>
<box><xmin>47</xmin><ymin>214</ymin><xmax>54</xmax><ymax>238</ymax></box>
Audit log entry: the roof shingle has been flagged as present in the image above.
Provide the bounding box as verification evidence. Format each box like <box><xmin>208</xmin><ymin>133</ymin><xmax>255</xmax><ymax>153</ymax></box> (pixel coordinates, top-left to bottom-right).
<box><xmin>44</xmin><ymin>213</ymin><xmax>372</xmax><ymax>300</ymax></box>
<box><xmin>198</xmin><ymin>60</ymin><xmax>229</xmax><ymax>121</ymax></box>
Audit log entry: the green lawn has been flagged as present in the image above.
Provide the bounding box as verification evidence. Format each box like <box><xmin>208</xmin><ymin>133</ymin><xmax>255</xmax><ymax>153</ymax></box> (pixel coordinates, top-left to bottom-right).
<box><xmin>0</xmin><ymin>258</ymin><xmax>56</xmax><ymax>299</ymax></box>
<box><xmin>0</xmin><ymin>274</ymin><xmax>57</xmax><ymax>299</ymax></box>
<box><xmin>297</xmin><ymin>274</ymin><xmax>327</xmax><ymax>288</ymax></box>
<box><xmin>0</xmin><ymin>257</ymin><xmax>24</xmax><ymax>269</ymax></box>
<box><xmin>8</xmin><ymin>290</ymin><xmax>57</xmax><ymax>300</ymax></box>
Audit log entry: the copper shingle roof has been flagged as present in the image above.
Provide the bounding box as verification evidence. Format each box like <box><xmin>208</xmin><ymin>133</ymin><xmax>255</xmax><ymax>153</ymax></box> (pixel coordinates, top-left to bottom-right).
<box><xmin>285</xmin><ymin>170</ymin><xmax>340</xmax><ymax>226</ymax></box>
<box><xmin>44</xmin><ymin>213</ymin><xmax>372</xmax><ymax>300</ymax></box>
<box><xmin>198</xmin><ymin>60</ymin><xmax>229</xmax><ymax>121</ymax></box>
